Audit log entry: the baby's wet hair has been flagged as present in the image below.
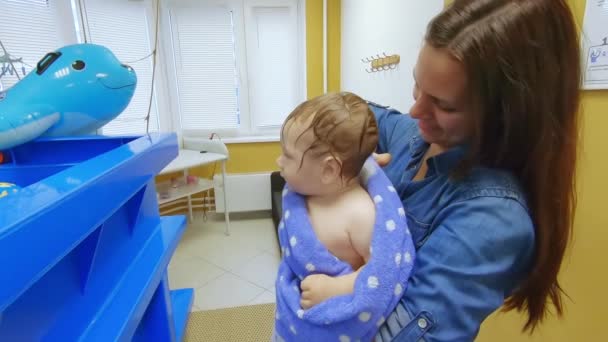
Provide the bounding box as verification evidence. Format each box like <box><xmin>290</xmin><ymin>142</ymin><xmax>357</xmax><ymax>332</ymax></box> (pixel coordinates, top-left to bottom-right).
<box><xmin>281</xmin><ymin>92</ymin><xmax>379</xmax><ymax>180</ymax></box>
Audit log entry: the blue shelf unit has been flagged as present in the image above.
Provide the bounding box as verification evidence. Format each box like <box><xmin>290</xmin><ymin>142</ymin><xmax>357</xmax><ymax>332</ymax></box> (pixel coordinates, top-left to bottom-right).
<box><xmin>0</xmin><ymin>133</ymin><xmax>192</xmax><ymax>341</ymax></box>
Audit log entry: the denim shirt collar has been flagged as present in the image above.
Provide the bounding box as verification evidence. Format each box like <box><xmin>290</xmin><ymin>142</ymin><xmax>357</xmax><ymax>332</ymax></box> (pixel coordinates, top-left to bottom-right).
<box><xmin>409</xmin><ymin>134</ymin><xmax>468</xmax><ymax>175</ymax></box>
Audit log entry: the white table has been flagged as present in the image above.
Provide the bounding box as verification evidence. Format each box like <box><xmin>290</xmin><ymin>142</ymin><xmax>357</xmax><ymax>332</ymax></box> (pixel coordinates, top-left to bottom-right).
<box><xmin>158</xmin><ymin>149</ymin><xmax>230</xmax><ymax>235</ymax></box>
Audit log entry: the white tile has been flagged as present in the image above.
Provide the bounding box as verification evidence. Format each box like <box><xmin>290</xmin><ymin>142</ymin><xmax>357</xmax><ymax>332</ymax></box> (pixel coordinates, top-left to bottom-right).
<box><xmin>194</xmin><ymin>272</ymin><xmax>266</xmax><ymax>310</ymax></box>
<box><xmin>168</xmin><ymin>257</ymin><xmax>226</xmax><ymax>290</ymax></box>
<box><xmin>176</xmin><ymin>224</ymin><xmax>266</xmax><ymax>271</ymax></box>
<box><xmin>175</xmin><ymin>226</ymin><xmax>233</xmax><ymax>258</ymax></box>
<box><xmin>201</xmin><ymin>245</ymin><xmax>264</xmax><ymax>272</ymax></box>
<box><xmin>264</xmin><ymin>244</ymin><xmax>282</xmax><ymax>257</ymax></box>
<box><xmin>207</xmin><ymin>216</ymin><xmax>277</xmax><ymax>249</ymax></box>
<box><xmin>232</xmin><ymin>251</ymin><xmax>280</xmax><ymax>291</ymax></box>
<box><xmin>268</xmin><ymin>283</ymin><xmax>276</xmax><ymax>294</ymax></box>
<box><xmin>248</xmin><ymin>291</ymin><xmax>276</xmax><ymax>305</ymax></box>
<box><xmin>168</xmin><ymin>251</ymin><xmax>191</xmax><ymax>269</ymax></box>
<box><xmin>181</xmin><ymin>214</ymin><xmax>279</xmax><ymax>251</ymax></box>
<box><xmin>232</xmin><ymin>218</ymin><xmax>279</xmax><ymax>253</ymax></box>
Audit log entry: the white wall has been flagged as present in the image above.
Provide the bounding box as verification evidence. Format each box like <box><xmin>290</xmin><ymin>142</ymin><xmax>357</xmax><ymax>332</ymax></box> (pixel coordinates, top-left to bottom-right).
<box><xmin>341</xmin><ymin>0</ymin><xmax>443</xmax><ymax>113</ymax></box>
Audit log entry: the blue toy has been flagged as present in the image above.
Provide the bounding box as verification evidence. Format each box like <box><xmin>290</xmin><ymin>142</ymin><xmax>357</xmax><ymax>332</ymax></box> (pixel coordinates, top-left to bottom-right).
<box><xmin>0</xmin><ymin>134</ymin><xmax>192</xmax><ymax>341</ymax></box>
<box><xmin>0</xmin><ymin>43</ymin><xmax>136</xmax><ymax>150</ymax></box>
<box><xmin>0</xmin><ymin>181</ymin><xmax>19</xmax><ymax>199</ymax></box>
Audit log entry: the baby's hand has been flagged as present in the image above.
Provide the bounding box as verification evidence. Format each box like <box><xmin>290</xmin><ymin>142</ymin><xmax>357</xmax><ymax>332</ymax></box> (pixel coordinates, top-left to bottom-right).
<box><xmin>300</xmin><ymin>274</ymin><xmax>338</xmax><ymax>309</ymax></box>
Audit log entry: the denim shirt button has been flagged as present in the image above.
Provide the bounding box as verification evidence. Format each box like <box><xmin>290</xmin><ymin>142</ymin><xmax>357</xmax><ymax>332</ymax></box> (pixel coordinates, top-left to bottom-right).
<box><xmin>417</xmin><ymin>318</ymin><xmax>428</xmax><ymax>329</ymax></box>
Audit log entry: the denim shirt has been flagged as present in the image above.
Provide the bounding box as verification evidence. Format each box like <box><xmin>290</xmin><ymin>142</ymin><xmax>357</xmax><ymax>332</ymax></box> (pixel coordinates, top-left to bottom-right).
<box><xmin>369</xmin><ymin>103</ymin><xmax>535</xmax><ymax>342</ymax></box>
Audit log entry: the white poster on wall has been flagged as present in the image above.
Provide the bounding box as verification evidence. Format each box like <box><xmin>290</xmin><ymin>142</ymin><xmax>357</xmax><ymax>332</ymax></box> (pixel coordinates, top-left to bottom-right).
<box><xmin>581</xmin><ymin>0</ymin><xmax>608</xmax><ymax>90</ymax></box>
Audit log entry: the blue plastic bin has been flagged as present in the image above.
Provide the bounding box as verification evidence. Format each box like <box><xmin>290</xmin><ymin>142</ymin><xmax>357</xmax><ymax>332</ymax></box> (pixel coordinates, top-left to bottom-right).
<box><xmin>0</xmin><ymin>133</ymin><xmax>192</xmax><ymax>341</ymax></box>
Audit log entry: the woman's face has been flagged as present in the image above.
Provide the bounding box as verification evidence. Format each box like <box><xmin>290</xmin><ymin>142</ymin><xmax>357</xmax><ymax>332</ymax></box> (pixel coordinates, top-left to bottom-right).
<box><xmin>411</xmin><ymin>44</ymin><xmax>474</xmax><ymax>151</ymax></box>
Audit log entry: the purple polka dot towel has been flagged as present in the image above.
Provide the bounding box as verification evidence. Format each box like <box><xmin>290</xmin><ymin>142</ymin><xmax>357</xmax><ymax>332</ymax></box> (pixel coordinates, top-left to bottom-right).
<box><xmin>274</xmin><ymin>158</ymin><xmax>416</xmax><ymax>341</ymax></box>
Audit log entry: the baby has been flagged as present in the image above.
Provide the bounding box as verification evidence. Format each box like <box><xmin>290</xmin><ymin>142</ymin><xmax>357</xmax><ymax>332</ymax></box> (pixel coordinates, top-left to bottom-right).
<box><xmin>276</xmin><ymin>91</ymin><xmax>379</xmax><ymax>309</ymax></box>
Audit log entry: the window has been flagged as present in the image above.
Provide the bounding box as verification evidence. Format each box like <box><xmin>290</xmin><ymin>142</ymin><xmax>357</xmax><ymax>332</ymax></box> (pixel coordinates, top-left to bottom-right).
<box><xmin>244</xmin><ymin>0</ymin><xmax>302</xmax><ymax>131</ymax></box>
<box><xmin>168</xmin><ymin>2</ymin><xmax>241</xmax><ymax>131</ymax></box>
<box><xmin>166</xmin><ymin>0</ymin><xmax>305</xmax><ymax>140</ymax></box>
<box><xmin>81</xmin><ymin>0</ymin><xmax>160</xmax><ymax>135</ymax></box>
<box><xmin>0</xmin><ymin>0</ymin><xmax>69</xmax><ymax>91</ymax></box>
<box><xmin>0</xmin><ymin>0</ymin><xmax>305</xmax><ymax>140</ymax></box>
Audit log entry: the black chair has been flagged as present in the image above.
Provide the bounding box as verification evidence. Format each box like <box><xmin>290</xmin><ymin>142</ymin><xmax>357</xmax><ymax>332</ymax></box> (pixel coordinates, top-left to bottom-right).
<box><xmin>270</xmin><ymin>171</ymin><xmax>286</xmax><ymax>233</ymax></box>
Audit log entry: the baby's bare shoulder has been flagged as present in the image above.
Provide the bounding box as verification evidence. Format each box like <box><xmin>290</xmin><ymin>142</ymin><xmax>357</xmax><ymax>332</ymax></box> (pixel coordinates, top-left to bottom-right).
<box><xmin>342</xmin><ymin>187</ymin><xmax>375</xmax><ymax>260</ymax></box>
<box><xmin>344</xmin><ymin>188</ymin><xmax>375</xmax><ymax>232</ymax></box>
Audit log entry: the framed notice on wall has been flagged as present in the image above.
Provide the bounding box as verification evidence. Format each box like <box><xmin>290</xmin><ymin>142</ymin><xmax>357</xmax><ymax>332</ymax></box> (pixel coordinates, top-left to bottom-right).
<box><xmin>581</xmin><ymin>0</ymin><xmax>608</xmax><ymax>90</ymax></box>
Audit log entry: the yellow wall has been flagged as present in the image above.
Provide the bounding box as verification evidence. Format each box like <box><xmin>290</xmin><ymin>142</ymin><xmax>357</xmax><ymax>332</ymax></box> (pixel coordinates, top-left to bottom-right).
<box><xmin>306</xmin><ymin>0</ymin><xmax>324</xmax><ymax>99</ymax></box>
<box><xmin>441</xmin><ymin>0</ymin><xmax>608</xmax><ymax>340</ymax></box>
<box><xmin>327</xmin><ymin>0</ymin><xmax>341</xmax><ymax>93</ymax></box>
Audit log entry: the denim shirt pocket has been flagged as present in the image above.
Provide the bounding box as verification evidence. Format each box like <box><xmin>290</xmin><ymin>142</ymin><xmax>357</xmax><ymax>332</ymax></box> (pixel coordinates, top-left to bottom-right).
<box><xmin>406</xmin><ymin>213</ymin><xmax>432</xmax><ymax>249</ymax></box>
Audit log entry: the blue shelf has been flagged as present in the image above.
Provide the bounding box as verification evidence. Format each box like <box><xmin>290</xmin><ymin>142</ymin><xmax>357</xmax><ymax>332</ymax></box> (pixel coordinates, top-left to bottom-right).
<box><xmin>171</xmin><ymin>288</ymin><xmax>195</xmax><ymax>342</ymax></box>
<box><xmin>0</xmin><ymin>134</ymin><xmax>192</xmax><ymax>341</ymax></box>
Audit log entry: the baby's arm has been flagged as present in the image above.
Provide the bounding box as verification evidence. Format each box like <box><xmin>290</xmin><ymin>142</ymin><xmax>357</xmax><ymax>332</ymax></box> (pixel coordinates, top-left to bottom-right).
<box><xmin>332</xmin><ymin>197</ymin><xmax>375</xmax><ymax>292</ymax></box>
<box><xmin>300</xmin><ymin>197</ymin><xmax>375</xmax><ymax>309</ymax></box>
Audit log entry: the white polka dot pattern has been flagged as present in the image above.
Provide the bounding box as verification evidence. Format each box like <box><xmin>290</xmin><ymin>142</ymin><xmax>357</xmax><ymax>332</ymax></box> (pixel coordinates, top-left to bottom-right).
<box><xmin>273</xmin><ymin>157</ymin><xmax>416</xmax><ymax>341</ymax></box>
<box><xmin>394</xmin><ymin>283</ymin><xmax>403</xmax><ymax>296</ymax></box>
<box><xmin>367</xmin><ymin>276</ymin><xmax>379</xmax><ymax>289</ymax></box>
<box><xmin>358</xmin><ymin>312</ymin><xmax>371</xmax><ymax>322</ymax></box>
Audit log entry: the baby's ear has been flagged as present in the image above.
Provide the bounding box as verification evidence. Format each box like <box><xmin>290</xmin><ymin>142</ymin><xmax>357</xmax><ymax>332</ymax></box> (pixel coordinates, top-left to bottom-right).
<box><xmin>321</xmin><ymin>155</ymin><xmax>342</xmax><ymax>185</ymax></box>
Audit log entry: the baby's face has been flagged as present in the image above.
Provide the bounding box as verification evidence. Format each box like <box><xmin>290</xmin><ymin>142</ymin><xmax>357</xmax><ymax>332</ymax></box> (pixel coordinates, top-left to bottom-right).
<box><xmin>276</xmin><ymin>119</ymin><xmax>325</xmax><ymax>195</ymax></box>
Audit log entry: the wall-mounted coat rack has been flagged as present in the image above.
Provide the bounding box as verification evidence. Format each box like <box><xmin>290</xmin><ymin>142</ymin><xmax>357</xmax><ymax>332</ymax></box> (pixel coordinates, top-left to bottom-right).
<box><xmin>361</xmin><ymin>53</ymin><xmax>400</xmax><ymax>73</ymax></box>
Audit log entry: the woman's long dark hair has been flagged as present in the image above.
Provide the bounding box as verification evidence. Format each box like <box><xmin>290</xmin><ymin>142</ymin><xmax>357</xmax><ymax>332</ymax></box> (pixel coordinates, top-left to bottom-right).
<box><xmin>427</xmin><ymin>0</ymin><xmax>580</xmax><ymax>332</ymax></box>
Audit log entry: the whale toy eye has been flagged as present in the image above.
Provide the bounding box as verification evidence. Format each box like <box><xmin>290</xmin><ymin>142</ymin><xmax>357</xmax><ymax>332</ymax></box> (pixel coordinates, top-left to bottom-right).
<box><xmin>72</xmin><ymin>60</ymin><xmax>86</xmax><ymax>71</ymax></box>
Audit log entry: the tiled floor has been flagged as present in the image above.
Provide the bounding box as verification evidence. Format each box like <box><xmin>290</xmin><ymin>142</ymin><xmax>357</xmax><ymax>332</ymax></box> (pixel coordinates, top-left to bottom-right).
<box><xmin>168</xmin><ymin>212</ymin><xmax>280</xmax><ymax>312</ymax></box>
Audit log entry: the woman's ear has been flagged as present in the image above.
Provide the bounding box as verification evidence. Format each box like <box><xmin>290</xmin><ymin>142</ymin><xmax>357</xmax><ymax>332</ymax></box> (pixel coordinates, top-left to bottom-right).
<box><xmin>321</xmin><ymin>156</ymin><xmax>342</xmax><ymax>185</ymax></box>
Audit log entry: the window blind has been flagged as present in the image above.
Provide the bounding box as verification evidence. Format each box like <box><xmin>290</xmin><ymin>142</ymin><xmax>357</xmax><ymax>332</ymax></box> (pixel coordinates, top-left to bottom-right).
<box><xmin>245</xmin><ymin>2</ymin><xmax>300</xmax><ymax>129</ymax></box>
<box><xmin>0</xmin><ymin>0</ymin><xmax>64</xmax><ymax>91</ymax></box>
<box><xmin>169</xmin><ymin>4</ymin><xmax>240</xmax><ymax>131</ymax></box>
<box><xmin>83</xmin><ymin>0</ymin><xmax>159</xmax><ymax>135</ymax></box>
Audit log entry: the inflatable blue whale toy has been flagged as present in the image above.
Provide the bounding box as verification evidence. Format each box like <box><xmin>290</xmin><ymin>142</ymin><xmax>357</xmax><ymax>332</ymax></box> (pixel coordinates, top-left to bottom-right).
<box><xmin>0</xmin><ymin>44</ymin><xmax>136</xmax><ymax>150</ymax></box>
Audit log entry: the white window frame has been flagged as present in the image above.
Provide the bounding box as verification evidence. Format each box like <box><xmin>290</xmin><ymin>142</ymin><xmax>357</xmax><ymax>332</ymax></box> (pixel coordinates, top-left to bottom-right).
<box><xmin>243</xmin><ymin>0</ymin><xmax>306</xmax><ymax>138</ymax></box>
<box><xmin>1</xmin><ymin>0</ymin><xmax>305</xmax><ymax>142</ymax></box>
<box><xmin>161</xmin><ymin>0</ymin><xmax>307</xmax><ymax>143</ymax></box>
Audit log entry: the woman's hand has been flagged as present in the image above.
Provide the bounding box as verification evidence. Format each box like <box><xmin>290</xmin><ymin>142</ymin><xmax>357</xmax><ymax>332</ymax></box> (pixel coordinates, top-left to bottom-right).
<box><xmin>373</xmin><ymin>152</ymin><xmax>392</xmax><ymax>166</ymax></box>
<box><xmin>300</xmin><ymin>274</ymin><xmax>342</xmax><ymax>309</ymax></box>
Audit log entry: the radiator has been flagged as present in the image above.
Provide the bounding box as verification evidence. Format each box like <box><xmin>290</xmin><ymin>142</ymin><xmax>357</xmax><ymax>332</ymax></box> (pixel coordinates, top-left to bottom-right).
<box><xmin>213</xmin><ymin>172</ymin><xmax>272</xmax><ymax>213</ymax></box>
